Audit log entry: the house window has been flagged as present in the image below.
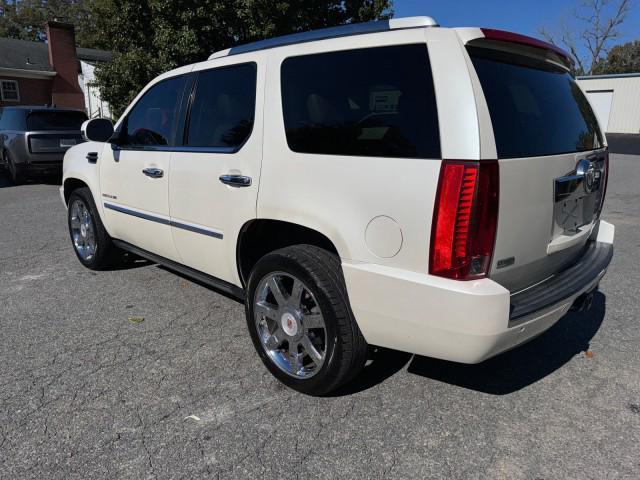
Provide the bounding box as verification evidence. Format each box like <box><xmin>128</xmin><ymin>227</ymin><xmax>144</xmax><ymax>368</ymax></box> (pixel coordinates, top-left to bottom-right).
<box><xmin>0</xmin><ymin>80</ymin><xmax>20</xmax><ymax>102</ymax></box>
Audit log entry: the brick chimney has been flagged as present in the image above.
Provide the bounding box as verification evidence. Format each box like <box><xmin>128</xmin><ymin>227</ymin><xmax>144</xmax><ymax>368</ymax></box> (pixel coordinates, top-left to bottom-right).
<box><xmin>46</xmin><ymin>21</ymin><xmax>85</xmax><ymax>111</ymax></box>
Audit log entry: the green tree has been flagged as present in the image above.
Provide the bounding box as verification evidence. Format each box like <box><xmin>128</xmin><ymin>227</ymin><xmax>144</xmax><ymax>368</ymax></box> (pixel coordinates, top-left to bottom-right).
<box><xmin>90</xmin><ymin>0</ymin><xmax>394</xmax><ymax>118</ymax></box>
<box><xmin>592</xmin><ymin>39</ymin><xmax>640</xmax><ymax>73</ymax></box>
<box><xmin>539</xmin><ymin>0</ymin><xmax>632</xmax><ymax>75</ymax></box>
<box><xmin>0</xmin><ymin>0</ymin><xmax>98</xmax><ymax>46</ymax></box>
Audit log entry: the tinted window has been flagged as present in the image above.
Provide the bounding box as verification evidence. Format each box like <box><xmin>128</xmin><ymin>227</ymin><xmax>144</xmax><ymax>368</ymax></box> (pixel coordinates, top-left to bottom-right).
<box><xmin>186</xmin><ymin>64</ymin><xmax>256</xmax><ymax>149</ymax></box>
<box><xmin>124</xmin><ymin>75</ymin><xmax>188</xmax><ymax>147</ymax></box>
<box><xmin>26</xmin><ymin>111</ymin><xmax>87</xmax><ymax>131</ymax></box>
<box><xmin>281</xmin><ymin>44</ymin><xmax>440</xmax><ymax>159</ymax></box>
<box><xmin>469</xmin><ymin>47</ymin><xmax>602</xmax><ymax>158</ymax></box>
<box><xmin>0</xmin><ymin>109</ymin><xmax>26</xmax><ymax>131</ymax></box>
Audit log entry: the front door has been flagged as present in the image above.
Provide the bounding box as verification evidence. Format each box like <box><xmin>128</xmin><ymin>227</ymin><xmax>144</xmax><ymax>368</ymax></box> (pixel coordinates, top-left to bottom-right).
<box><xmin>100</xmin><ymin>74</ymin><xmax>191</xmax><ymax>261</ymax></box>
<box><xmin>169</xmin><ymin>59</ymin><xmax>264</xmax><ymax>285</ymax></box>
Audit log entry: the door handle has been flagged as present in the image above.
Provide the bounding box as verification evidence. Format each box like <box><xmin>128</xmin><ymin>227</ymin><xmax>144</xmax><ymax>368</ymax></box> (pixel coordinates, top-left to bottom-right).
<box><xmin>142</xmin><ymin>167</ymin><xmax>164</xmax><ymax>178</ymax></box>
<box><xmin>219</xmin><ymin>174</ymin><xmax>252</xmax><ymax>187</ymax></box>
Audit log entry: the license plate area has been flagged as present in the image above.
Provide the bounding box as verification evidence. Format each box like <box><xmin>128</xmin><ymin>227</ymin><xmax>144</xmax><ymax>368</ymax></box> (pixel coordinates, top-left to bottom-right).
<box><xmin>60</xmin><ymin>139</ymin><xmax>77</xmax><ymax>147</ymax></box>
<box><xmin>553</xmin><ymin>156</ymin><xmax>605</xmax><ymax>237</ymax></box>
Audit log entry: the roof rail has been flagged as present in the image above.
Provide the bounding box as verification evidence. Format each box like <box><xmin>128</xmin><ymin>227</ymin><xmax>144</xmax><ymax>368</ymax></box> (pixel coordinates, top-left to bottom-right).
<box><xmin>209</xmin><ymin>16</ymin><xmax>438</xmax><ymax>60</ymax></box>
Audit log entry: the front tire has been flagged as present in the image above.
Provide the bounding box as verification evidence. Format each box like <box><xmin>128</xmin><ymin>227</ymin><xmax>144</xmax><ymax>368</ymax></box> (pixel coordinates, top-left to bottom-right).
<box><xmin>246</xmin><ymin>245</ymin><xmax>368</xmax><ymax>396</ymax></box>
<box><xmin>67</xmin><ymin>187</ymin><xmax>120</xmax><ymax>270</ymax></box>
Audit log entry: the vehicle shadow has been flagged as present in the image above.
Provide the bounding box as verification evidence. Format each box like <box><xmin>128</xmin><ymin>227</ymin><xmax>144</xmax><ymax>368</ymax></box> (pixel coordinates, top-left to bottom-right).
<box><xmin>98</xmin><ymin>253</ymin><xmax>152</xmax><ymax>271</ymax></box>
<box><xmin>156</xmin><ymin>265</ymin><xmax>244</xmax><ymax>303</ymax></box>
<box><xmin>328</xmin><ymin>347</ymin><xmax>414</xmax><ymax>397</ymax></box>
<box><xmin>407</xmin><ymin>291</ymin><xmax>606</xmax><ymax>395</ymax></box>
<box><xmin>329</xmin><ymin>292</ymin><xmax>606</xmax><ymax>397</ymax></box>
<box><xmin>0</xmin><ymin>171</ymin><xmax>62</xmax><ymax>188</ymax></box>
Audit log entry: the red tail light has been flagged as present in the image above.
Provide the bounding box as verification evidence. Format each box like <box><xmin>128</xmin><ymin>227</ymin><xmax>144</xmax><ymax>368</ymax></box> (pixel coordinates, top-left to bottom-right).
<box><xmin>430</xmin><ymin>160</ymin><xmax>499</xmax><ymax>280</ymax></box>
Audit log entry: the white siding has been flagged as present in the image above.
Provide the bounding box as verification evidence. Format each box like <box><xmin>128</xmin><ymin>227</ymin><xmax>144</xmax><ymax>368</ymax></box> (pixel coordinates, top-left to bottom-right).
<box><xmin>586</xmin><ymin>90</ymin><xmax>613</xmax><ymax>131</ymax></box>
<box><xmin>78</xmin><ymin>60</ymin><xmax>111</xmax><ymax>119</ymax></box>
<box><xmin>577</xmin><ymin>75</ymin><xmax>640</xmax><ymax>134</ymax></box>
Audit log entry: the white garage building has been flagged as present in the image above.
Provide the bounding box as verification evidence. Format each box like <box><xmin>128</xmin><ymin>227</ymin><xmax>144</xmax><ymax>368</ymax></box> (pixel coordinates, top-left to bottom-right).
<box><xmin>577</xmin><ymin>73</ymin><xmax>640</xmax><ymax>134</ymax></box>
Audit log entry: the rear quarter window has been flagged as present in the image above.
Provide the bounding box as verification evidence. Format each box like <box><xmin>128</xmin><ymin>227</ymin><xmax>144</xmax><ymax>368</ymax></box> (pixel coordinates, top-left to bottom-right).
<box><xmin>281</xmin><ymin>44</ymin><xmax>440</xmax><ymax>159</ymax></box>
<box><xmin>468</xmin><ymin>46</ymin><xmax>602</xmax><ymax>158</ymax></box>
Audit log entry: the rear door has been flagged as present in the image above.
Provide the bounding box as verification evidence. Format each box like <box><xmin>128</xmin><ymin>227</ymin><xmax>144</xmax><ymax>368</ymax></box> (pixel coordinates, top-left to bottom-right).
<box><xmin>465</xmin><ymin>39</ymin><xmax>606</xmax><ymax>292</ymax></box>
<box><xmin>168</xmin><ymin>58</ymin><xmax>264</xmax><ymax>285</ymax></box>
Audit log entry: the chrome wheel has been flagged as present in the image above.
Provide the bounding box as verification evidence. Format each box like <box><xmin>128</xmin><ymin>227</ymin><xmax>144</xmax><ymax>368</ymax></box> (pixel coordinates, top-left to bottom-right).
<box><xmin>254</xmin><ymin>272</ymin><xmax>327</xmax><ymax>379</ymax></box>
<box><xmin>70</xmin><ymin>199</ymin><xmax>97</xmax><ymax>261</ymax></box>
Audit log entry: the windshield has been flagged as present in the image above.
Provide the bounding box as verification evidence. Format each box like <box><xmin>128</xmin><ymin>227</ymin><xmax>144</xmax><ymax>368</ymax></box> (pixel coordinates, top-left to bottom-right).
<box><xmin>26</xmin><ymin>111</ymin><xmax>87</xmax><ymax>131</ymax></box>
<box><xmin>468</xmin><ymin>46</ymin><xmax>602</xmax><ymax>158</ymax></box>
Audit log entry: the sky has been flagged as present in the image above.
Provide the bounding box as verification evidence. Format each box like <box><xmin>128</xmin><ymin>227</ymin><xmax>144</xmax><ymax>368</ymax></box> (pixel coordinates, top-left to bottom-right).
<box><xmin>394</xmin><ymin>0</ymin><xmax>640</xmax><ymax>44</ymax></box>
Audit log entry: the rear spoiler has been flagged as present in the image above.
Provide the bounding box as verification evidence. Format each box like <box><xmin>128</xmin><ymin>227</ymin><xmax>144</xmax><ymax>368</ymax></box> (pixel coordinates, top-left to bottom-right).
<box><xmin>456</xmin><ymin>27</ymin><xmax>574</xmax><ymax>70</ymax></box>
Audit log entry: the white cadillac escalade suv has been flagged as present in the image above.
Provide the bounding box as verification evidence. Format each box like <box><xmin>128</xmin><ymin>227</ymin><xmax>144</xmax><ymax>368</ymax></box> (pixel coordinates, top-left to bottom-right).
<box><xmin>61</xmin><ymin>17</ymin><xmax>614</xmax><ymax>395</ymax></box>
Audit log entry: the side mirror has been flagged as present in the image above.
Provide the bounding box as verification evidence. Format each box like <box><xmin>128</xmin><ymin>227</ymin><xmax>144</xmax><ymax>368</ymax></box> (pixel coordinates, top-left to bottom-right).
<box><xmin>81</xmin><ymin>118</ymin><xmax>114</xmax><ymax>143</ymax></box>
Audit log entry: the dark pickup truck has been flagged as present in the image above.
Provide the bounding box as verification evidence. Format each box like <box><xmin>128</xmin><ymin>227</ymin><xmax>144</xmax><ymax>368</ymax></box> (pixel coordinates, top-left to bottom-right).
<box><xmin>0</xmin><ymin>106</ymin><xmax>87</xmax><ymax>184</ymax></box>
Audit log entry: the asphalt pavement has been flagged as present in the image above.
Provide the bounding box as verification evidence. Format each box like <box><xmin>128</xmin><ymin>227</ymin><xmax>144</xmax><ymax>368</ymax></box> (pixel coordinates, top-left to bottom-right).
<box><xmin>0</xmin><ymin>155</ymin><xmax>639</xmax><ymax>479</ymax></box>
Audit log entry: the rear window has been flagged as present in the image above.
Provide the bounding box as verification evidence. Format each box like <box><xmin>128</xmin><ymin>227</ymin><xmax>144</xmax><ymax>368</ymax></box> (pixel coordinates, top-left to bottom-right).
<box><xmin>26</xmin><ymin>111</ymin><xmax>87</xmax><ymax>131</ymax></box>
<box><xmin>281</xmin><ymin>44</ymin><xmax>440</xmax><ymax>159</ymax></box>
<box><xmin>468</xmin><ymin>46</ymin><xmax>602</xmax><ymax>158</ymax></box>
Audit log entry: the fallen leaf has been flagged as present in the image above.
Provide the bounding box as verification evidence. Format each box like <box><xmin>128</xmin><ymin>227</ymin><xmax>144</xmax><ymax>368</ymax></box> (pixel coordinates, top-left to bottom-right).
<box><xmin>128</xmin><ymin>316</ymin><xmax>145</xmax><ymax>324</ymax></box>
<box><xmin>585</xmin><ymin>350</ymin><xmax>593</xmax><ymax>358</ymax></box>
<box><xmin>185</xmin><ymin>415</ymin><xmax>201</xmax><ymax>421</ymax></box>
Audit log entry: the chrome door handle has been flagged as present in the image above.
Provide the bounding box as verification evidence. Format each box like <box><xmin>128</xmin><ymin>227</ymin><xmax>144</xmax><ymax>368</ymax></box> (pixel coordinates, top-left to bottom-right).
<box><xmin>219</xmin><ymin>174</ymin><xmax>252</xmax><ymax>187</ymax></box>
<box><xmin>142</xmin><ymin>167</ymin><xmax>164</xmax><ymax>178</ymax></box>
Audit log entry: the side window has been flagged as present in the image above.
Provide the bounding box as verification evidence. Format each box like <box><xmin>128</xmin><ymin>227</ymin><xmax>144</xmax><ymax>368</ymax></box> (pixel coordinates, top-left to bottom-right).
<box><xmin>186</xmin><ymin>63</ymin><xmax>256</xmax><ymax>149</ymax></box>
<box><xmin>123</xmin><ymin>75</ymin><xmax>188</xmax><ymax>147</ymax></box>
<box><xmin>281</xmin><ymin>44</ymin><xmax>440</xmax><ymax>159</ymax></box>
<box><xmin>0</xmin><ymin>109</ymin><xmax>24</xmax><ymax>130</ymax></box>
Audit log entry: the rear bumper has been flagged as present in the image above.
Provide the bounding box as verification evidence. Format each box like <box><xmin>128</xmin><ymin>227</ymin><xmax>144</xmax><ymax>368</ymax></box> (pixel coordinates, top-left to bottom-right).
<box><xmin>509</xmin><ymin>240</ymin><xmax>613</xmax><ymax>323</ymax></box>
<box><xmin>24</xmin><ymin>152</ymin><xmax>64</xmax><ymax>165</ymax></box>
<box><xmin>16</xmin><ymin>152</ymin><xmax>63</xmax><ymax>173</ymax></box>
<box><xmin>25</xmin><ymin>161</ymin><xmax>63</xmax><ymax>171</ymax></box>
<box><xmin>342</xmin><ymin>220</ymin><xmax>614</xmax><ymax>364</ymax></box>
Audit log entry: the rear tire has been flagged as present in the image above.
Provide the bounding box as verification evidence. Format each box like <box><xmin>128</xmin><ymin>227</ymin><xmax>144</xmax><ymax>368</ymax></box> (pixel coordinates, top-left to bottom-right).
<box><xmin>5</xmin><ymin>151</ymin><xmax>26</xmax><ymax>185</ymax></box>
<box><xmin>67</xmin><ymin>187</ymin><xmax>121</xmax><ymax>270</ymax></box>
<box><xmin>246</xmin><ymin>245</ymin><xmax>368</xmax><ymax>396</ymax></box>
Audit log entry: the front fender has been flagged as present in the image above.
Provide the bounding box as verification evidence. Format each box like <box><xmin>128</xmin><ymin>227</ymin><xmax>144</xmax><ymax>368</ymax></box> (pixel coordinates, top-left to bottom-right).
<box><xmin>61</xmin><ymin>142</ymin><xmax>105</xmax><ymax>219</ymax></box>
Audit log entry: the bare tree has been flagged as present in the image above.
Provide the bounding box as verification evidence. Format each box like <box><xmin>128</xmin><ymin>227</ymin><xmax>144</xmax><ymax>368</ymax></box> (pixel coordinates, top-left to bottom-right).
<box><xmin>539</xmin><ymin>0</ymin><xmax>632</xmax><ymax>75</ymax></box>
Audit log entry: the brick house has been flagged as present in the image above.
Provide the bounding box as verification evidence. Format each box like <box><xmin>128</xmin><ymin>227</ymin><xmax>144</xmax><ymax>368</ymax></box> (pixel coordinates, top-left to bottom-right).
<box><xmin>0</xmin><ymin>21</ymin><xmax>111</xmax><ymax>116</ymax></box>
